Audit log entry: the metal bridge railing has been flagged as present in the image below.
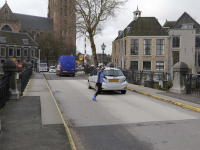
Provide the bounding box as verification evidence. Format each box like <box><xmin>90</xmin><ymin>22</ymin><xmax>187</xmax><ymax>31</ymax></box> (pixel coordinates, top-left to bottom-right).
<box><xmin>21</xmin><ymin>67</ymin><xmax>32</xmax><ymax>96</ymax></box>
<box><xmin>0</xmin><ymin>73</ymin><xmax>10</xmax><ymax>109</ymax></box>
<box><xmin>186</xmin><ymin>73</ymin><xmax>200</xmax><ymax>96</ymax></box>
<box><xmin>122</xmin><ymin>70</ymin><xmax>170</xmax><ymax>91</ymax></box>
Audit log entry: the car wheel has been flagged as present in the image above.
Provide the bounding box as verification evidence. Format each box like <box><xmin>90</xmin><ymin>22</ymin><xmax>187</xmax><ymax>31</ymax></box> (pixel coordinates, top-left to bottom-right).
<box><xmin>88</xmin><ymin>81</ymin><xmax>92</xmax><ymax>89</ymax></box>
<box><xmin>59</xmin><ymin>73</ymin><xmax>61</xmax><ymax>77</ymax></box>
<box><xmin>121</xmin><ymin>90</ymin><xmax>126</xmax><ymax>94</ymax></box>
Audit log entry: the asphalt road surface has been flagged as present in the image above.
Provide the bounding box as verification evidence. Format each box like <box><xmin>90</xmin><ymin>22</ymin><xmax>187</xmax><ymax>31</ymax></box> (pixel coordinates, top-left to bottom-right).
<box><xmin>44</xmin><ymin>73</ymin><xmax>200</xmax><ymax>150</ymax></box>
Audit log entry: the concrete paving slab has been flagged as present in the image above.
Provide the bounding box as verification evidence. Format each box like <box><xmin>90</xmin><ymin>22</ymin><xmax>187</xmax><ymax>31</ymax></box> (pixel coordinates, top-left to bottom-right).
<box><xmin>0</xmin><ymin>96</ymin><xmax>71</xmax><ymax>150</ymax></box>
<box><xmin>23</xmin><ymin>73</ymin><xmax>63</xmax><ymax>125</ymax></box>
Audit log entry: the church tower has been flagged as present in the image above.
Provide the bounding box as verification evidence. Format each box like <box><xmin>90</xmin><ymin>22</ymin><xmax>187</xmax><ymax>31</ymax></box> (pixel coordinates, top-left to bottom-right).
<box><xmin>48</xmin><ymin>0</ymin><xmax>76</xmax><ymax>56</ymax></box>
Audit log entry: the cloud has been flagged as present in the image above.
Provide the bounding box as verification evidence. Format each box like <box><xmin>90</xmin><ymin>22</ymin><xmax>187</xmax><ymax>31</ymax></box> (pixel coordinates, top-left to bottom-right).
<box><xmin>1</xmin><ymin>0</ymin><xmax>48</xmax><ymax>17</ymax></box>
<box><xmin>1</xmin><ymin>0</ymin><xmax>200</xmax><ymax>56</ymax></box>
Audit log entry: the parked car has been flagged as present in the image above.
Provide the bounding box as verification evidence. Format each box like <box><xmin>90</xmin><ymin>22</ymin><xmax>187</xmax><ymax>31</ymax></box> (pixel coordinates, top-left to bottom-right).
<box><xmin>88</xmin><ymin>67</ymin><xmax>127</xmax><ymax>94</ymax></box>
<box><xmin>56</xmin><ymin>55</ymin><xmax>76</xmax><ymax>76</ymax></box>
<box><xmin>49</xmin><ymin>66</ymin><xmax>56</xmax><ymax>73</ymax></box>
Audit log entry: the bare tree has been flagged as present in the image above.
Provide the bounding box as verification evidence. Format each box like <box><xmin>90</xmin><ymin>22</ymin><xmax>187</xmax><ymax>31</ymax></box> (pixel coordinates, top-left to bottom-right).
<box><xmin>75</xmin><ymin>0</ymin><xmax>128</xmax><ymax>67</ymax></box>
<box><xmin>36</xmin><ymin>32</ymin><xmax>68</xmax><ymax>66</ymax></box>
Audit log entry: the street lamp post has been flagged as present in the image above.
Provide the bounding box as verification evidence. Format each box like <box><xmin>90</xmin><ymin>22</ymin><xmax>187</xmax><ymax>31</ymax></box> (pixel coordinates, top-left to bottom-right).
<box><xmin>101</xmin><ymin>43</ymin><xmax>106</xmax><ymax>66</ymax></box>
<box><xmin>38</xmin><ymin>49</ymin><xmax>41</xmax><ymax>73</ymax></box>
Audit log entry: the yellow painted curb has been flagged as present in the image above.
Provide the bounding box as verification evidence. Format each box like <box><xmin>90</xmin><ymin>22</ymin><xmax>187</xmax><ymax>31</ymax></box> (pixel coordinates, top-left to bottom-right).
<box><xmin>43</xmin><ymin>74</ymin><xmax>77</xmax><ymax>150</ymax></box>
<box><xmin>127</xmin><ymin>88</ymin><xmax>200</xmax><ymax>113</ymax></box>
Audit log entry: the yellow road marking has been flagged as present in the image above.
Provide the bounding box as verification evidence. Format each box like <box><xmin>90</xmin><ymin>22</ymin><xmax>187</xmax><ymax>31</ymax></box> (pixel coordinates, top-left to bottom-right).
<box><xmin>43</xmin><ymin>74</ymin><xmax>77</xmax><ymax>150</ymax></box>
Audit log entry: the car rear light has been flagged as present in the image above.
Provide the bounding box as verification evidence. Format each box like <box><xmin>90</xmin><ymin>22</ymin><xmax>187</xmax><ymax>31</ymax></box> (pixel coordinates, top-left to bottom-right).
<box><xmin>60</xmin><ymin>66</ymin><xmax>62</xmax><ymax>71</ymax></box>
<box><xmin>124</xmin><ymin>87</ymin><xmax>127</xmax><ymax>89</ymax></box>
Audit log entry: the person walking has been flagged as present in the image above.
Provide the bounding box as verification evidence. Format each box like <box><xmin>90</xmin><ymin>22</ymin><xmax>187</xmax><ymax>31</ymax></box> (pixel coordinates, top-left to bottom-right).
<box><xmin>92</xmin><ymin>66</ymin><xmax>107</xmax><ymax>101</ymax></box>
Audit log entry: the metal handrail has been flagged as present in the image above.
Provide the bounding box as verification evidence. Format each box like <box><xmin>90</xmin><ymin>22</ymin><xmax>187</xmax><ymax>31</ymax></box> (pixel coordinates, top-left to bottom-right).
<box><xmin>21</xmin><ymin>67</ymin><xmax>32</xmax><ymax>96</ymax></box>
<box><xmin>0</xmin><ymin>73</ymin><xmax>10</xmax><ymax>109</ymax></box>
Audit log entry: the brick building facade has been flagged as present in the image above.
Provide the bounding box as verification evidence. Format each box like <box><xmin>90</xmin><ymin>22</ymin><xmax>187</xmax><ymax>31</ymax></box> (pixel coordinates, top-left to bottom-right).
<box><xmin>0</xmin><ymin>1</ymin><xmax>76</xmax><ymax>66</ymax></box>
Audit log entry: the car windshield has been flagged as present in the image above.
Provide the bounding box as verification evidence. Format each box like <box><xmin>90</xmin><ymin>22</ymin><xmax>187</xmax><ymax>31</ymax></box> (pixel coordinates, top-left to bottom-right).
<box><xmin>104</xmin><ymin>70</ymin><xmax>124</xmax><ymax>76</ymax></box>
<box><xmin>50</xmin><ymin>66</ymin><xmax>55</xmax><ymax>69</ymax></box>
<box><xmin>40</xmin><ymin>64</ymin><xmax>46</xmax><ymax>67</ymax></box>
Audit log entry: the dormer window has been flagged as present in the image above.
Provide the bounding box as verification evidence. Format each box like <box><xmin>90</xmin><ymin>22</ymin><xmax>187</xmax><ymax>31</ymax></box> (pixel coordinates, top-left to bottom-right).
<box><xmin>181</xmin><ymin>23</ymin><xmax>193</xmax><ymax>29</ymax></box>
<box><xmin>188</xmin><ymin>24</ymin><xmax>193</xmax><ymax>29</ymax></box>
<box><xmin>0</xmin><ymin>37</ymin><xmax>6</xmax><ymax>43</ymax></box>
<box><xmin>23</xmin><ymin>39</ymin><xmax>29</xmax><ymax>44</ymax></box>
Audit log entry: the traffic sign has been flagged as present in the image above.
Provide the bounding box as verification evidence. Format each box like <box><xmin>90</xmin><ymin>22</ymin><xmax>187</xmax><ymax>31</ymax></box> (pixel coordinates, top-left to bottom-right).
<box><xmin>79</xmin><ymin>58</ymin><xmax>83</xmax><ymax>60</ymax></box>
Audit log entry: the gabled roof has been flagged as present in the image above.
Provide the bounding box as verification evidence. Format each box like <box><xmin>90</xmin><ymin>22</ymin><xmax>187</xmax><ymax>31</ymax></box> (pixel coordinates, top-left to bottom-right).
<box><xmin>0</xmin><ymin>31</ymin><xmax>38</xmax><ymax>46</ymax></box>
<box><xmin>14</xmin><ymin>13</ymin><xmax>53</xmax><ymax>31</ymax></box>
<box><xmin>0</xmin><ymin>2</ymin><xmax>17</xmax><ymax>21</ymax></box>
<box><xmin>171</xmin><ymin>12</ymin><xmax>200</xmax><ymax>33</ymax></box>
<box><xmin>163</xmin><ymin>21</ymin><xmax>176</xmax><ymax>28</ymax></box>
<box><xmin>115</xmin><ymin>17</ymin><xmax>167</xmax><ymax>41</ymax></box>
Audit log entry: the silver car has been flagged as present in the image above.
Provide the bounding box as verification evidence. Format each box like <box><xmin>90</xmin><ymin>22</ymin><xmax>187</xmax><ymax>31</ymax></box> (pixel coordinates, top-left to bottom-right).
<box><xmin>88</xmin><ymin>67</ymin><xmax>127</xmax><ymax>94</ymax></box>
<box><xmin>49</xmin><ymin>66</ymin><xmax>56</xmax><ymax>73</ymax></box>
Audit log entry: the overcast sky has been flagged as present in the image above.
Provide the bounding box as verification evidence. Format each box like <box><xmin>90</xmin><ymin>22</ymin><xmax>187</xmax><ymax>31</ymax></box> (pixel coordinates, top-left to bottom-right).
<box><xmin>1</xmin><ymin>0</ymin><xmax>200</xmax><ymax>55</ymax></box>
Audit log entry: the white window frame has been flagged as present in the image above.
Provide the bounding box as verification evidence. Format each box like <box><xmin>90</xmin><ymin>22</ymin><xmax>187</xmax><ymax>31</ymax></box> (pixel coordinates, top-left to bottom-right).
<box><xmin>143</xmin><ymin>39</ymin><xmax>152</xmax><ymax>55</ymax></box>
<box><xmin>131</xmin><ymin>39</ymin><xmax>139</xmax><ymax>55</ymax></box>
<box><xmin>0</xmin><ymin>47</ymin><xmax>6</xmax><ymax>57</ymax></box>
<box><xmin>22</xmin><ymin>39</ymin><xmax>29</xmax><ymax>44</ymax></box>
<box><xmin>31</xmin><ymin>49</ymin><xmax>35</xmax><ymax>57</ymax></box>
<box><xmin>0</xmin><ymin>37</ymin><xmax>6</xmax><ymax>43</ymax></box>
<box><xmin>130</xmin><ymin>61</ymin><xmax>139</xmax><ymax>70</ymax></box>
<box><xmin>156</xmin><ymin>39</ymin><xmax>165</xmax><ymax>55</ymax></box>
<box><xmin>143</xmin><ymin>61</ymin><xmax>151</xmax><ymax>71</ymax></box>
<box><xmin>8</xmin><ymin>48</ymin><xmax>14</xmax><ymax>57</ymax></box>
<box><xmin>24</xmin><ymin>48</ymin><xmax>28</xmax><ymax>57</ymax></box>
<box><xmin>156</xmin><ymin>61</ymin><xmax>164</xmax><ymax>71</ymax></box>
<box><xmin>16</xmin><ymin>48</ymin><xmax>21</xmax><ymax>57</ymax></box>
<box><xmin>172</xmin><ymin>36</ymin><xmax>180</xmax><ymax>48</ymax></box>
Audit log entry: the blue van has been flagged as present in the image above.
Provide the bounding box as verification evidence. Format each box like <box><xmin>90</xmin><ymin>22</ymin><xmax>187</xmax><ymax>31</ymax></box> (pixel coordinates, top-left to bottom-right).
<box><xmin>56</xmin><ymin>56</ymin><xmax>76</xmax><ymax>76</ymax></box>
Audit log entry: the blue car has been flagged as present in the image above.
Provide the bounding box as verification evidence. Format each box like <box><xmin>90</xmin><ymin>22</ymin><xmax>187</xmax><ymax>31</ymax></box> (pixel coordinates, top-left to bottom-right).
<box><xmin>56</xmin><ymin>56</ymin><xmax>76</xmax><ymax>77</ymax></box>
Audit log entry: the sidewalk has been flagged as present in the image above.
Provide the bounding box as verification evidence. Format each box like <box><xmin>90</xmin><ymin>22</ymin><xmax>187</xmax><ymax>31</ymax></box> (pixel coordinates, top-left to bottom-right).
<box><xmin>77</xmin><ymin>73</ymin><xmax>200</xmax><ymax>111</ymax></box>
<box><xmin>0</xmin><ymin>72</ymin><xmax>72</xmax><ymax>150</ymax></box>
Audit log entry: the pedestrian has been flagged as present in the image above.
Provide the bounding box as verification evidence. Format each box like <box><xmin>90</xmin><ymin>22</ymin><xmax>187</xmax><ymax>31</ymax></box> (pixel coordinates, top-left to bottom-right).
<box><xmin>92</xmin><ymin>65</ymin><xmax>107</xmax><ymax>101</ymax></box>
